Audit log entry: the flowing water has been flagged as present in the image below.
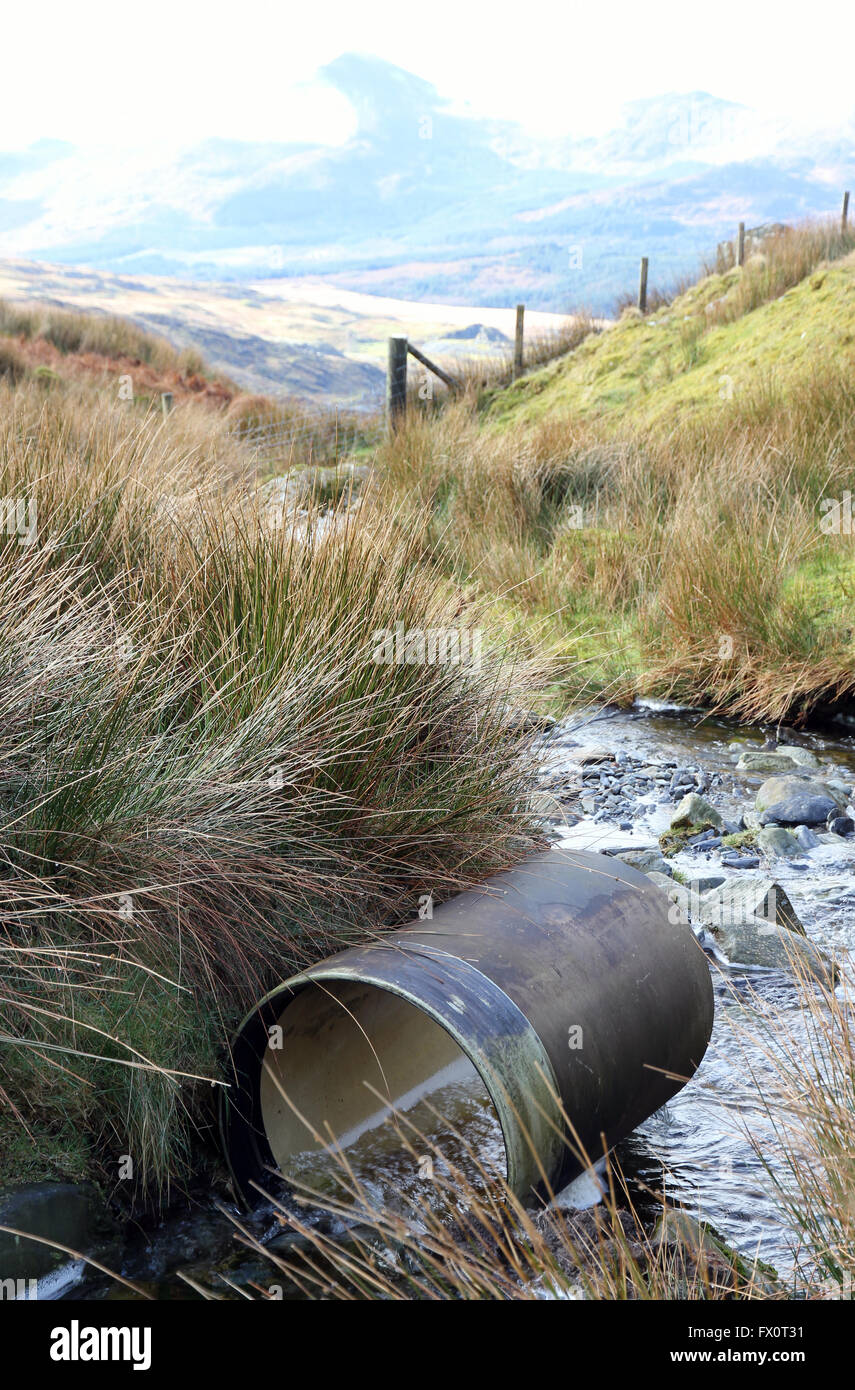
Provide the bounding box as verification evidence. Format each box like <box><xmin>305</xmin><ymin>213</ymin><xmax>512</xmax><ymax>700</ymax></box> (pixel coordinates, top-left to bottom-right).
<box><xmin>546</xmin><ymin>701</ymin><xmax>855</xmax><ymax>1281</ymax></box>
<box><xmin>57</xmin><ymin>702</ymin><xmax>855</xmax><ymax>1298</ymax></box>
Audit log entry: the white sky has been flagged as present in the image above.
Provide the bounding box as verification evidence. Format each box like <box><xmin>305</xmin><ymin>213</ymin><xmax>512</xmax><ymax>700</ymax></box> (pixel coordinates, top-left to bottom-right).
<box><xmin>3</xmin><ymin>0</ymin><xmax>854</xmax><ymax>151</ymax></box>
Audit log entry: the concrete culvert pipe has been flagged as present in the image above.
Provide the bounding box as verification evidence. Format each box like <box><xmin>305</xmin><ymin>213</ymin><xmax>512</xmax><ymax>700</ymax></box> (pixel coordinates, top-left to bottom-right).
<box><xmin>221</xmin><ymin>848</ymin><xmax>714</xmax><ymax>1204</ymax></box>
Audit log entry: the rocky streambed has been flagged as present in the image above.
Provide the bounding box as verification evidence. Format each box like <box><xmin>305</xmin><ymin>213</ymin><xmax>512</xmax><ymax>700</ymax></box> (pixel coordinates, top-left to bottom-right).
<box><xmin>533</xmin><ymin>700</ymin><xmax>855</xmax><ymax>1278</ymax></box>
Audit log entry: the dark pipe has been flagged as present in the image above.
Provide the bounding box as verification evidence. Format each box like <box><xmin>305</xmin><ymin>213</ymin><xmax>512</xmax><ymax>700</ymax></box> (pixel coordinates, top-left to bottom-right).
<box><xmin>221</xmin><ymin>848</ymin><xmax>713</xmax><ymax>1203</ymax></box>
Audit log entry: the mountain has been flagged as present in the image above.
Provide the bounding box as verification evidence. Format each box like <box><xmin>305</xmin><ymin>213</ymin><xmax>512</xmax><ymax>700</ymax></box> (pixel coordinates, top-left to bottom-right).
<box><xmin>0</xmin><ymin>55</ymin><xmax>852</xmax><ymax>312</ymax></box>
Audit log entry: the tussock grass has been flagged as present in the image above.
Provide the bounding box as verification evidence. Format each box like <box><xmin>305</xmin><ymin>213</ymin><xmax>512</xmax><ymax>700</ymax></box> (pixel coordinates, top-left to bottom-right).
<box><xmin>404</xmin><ymin>314</ymin><xmax>600</xmax><ymax>415</ymax></box>
<box><xmin>704</xmin><ymin>218</ymin><xmax>855</xmax><ymax>322</ymax></box>
<box><xmin>0</xmin><ymin>298</ymin><xmax>205</xmax><ymax>375</ymax></box>
<box><xmin>0</xmin><ymin>376</ymin><xmax>542</xmax><ymax>1203</ymax></box>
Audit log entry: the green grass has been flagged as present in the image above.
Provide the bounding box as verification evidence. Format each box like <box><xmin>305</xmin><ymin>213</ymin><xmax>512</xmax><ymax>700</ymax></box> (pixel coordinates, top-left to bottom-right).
<box><xmin>487</xmin><ymin>247</ymin><xmax>855</xmax><ymax>431</ymax></box>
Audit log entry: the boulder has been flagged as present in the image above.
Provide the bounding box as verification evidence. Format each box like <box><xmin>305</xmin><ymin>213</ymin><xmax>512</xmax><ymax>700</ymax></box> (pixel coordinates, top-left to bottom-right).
<box><xmin>698</xmin><ymin>878</ymin><xmax>835</xmax><ymax>981</ymax></box>
<box><xmin>617</xmin><ymin>848</ymin><xmax>672</xmax><ymax>876</ymax></box>
<box><xmin>645</xmin><ymin>871</ymin><xmax>675</xmax><ymax>890</ymax></box>
<box><xmin>570</xmin><ymin>744</ymin><xmax>613</xmax><ymax>765</ymax></box>
<box><xmin>713</xmin><ymin>918</ymin><xmax>835</xmax><ymax>983</ymax></box>
<box><xmin>736</xmin><ymin>748</ymin><xmax>821</xmax><ymax>774</ymax></box>
<box><xmin>667</xmin><ymin>882</ymin><xmax>694</xmax><ymax>926</ymax></box>
<box><xmin>670</xmin><ymin>793</ymin><xmax>724</xmax><ymax>832</ymax></box>
<box><xmin>756</xmin><ymin>826</ymin><xmax>802</xmax><ymax>859</ymax></box>
<box><xmin>698</xmin><ymin>879</ymin><xmax>803</xmax><ymax>935</ymax></box>
<box><xmin>686</xmin><ymin>874</ymin><xmax>726</xmax><ymax>895</ymax></box>
<box><xmin>756</xmin><ymin>775</ymin><xmax>845</xmax><ymax>826</ymax></box>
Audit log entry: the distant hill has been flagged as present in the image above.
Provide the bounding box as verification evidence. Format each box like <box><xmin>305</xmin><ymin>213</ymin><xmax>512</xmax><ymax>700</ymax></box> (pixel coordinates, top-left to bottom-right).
<box><xmin>0</xmin><ymin>258</ymin><xmax>571</xmax><ymax>404</ymax></box>
<box><xmin>1</xmin><ymin>54</ymin><xmax>852</xmax><ymax>313</ymax></box>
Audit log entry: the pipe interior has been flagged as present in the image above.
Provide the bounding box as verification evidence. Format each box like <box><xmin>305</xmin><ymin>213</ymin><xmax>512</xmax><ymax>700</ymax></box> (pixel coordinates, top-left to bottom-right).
<box><xmin>259</xmin><ymin>980</ymin><xmax>505</xmax><ymax>1189</ymax></box>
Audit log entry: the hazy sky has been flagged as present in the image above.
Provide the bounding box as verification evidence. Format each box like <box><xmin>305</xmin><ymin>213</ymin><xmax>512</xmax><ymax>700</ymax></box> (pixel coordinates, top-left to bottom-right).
<box><xmin>4</xmin><ymin>0</ymin><xmax>854</xmax><ymax>150</ymax></box>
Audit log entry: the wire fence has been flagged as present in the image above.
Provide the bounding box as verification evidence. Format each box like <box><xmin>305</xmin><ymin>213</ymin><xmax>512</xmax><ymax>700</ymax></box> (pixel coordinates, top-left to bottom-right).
<box><xmin>228</xmin><ymin>400</ymin><xmax>382</xmax><ymax>470</ymax></box>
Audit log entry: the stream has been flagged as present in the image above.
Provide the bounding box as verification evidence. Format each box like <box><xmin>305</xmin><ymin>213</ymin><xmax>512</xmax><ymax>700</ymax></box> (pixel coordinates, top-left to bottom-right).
<box><xmin>54</xmin><ymin>702</ymin><xmax>855</xmax><ymax>1299</ymax></box>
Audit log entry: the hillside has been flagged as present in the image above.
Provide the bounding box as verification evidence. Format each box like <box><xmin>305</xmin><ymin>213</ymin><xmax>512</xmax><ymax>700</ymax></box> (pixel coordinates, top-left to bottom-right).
<box><xmin>488</xmin><ymin>246</ymin><xmax>855</xmax><ymax>429</ymax></box>
<box><xmin>378</xmin><ymin>218</ymin><xmax>855</xmax><ymax>721</ymax></box>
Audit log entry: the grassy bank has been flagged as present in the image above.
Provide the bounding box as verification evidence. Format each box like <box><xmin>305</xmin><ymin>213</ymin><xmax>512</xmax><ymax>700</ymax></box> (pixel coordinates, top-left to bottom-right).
<box><xmin>0</xmin><ymin>372</ymin><xmax>541</xmax><ymax>1204</ymax></box>
<box><xmin>376</xmin><ymin>219</ymin><xmax>855</xmax><ymax>721</ymax></box>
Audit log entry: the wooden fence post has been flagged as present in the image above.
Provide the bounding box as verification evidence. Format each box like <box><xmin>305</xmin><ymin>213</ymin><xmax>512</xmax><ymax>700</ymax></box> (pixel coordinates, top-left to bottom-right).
<box><xmin>161</xmin><ymin>391</ymin><xmax>173</xmax><ymax>417</ymax></box>
<box><xmin>638</xmin><ymin>257</ymin><xmax>649</xmax><ymax>314</ymax></box>
<box><xmin>386</xmin><ymin>337</ymin><xmax>408</xmax><ymax>429</ymax></box>
<box><xmin>737</xmin><ymin>221</ymin><xmax>745</xmax><ymax>267</ymax></box>
<box><xmin>513</xmin><ymin>303</ymin><xmax>525</xmax><ymax>379</ymax></box>
<box><xmin>842</xmin><ymin>191</ymin><xmax>850</xmax><ymax>234</ymax></box>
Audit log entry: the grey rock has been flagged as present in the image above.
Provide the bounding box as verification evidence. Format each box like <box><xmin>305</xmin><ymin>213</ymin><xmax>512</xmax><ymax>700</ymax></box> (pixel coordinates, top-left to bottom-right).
<box><xmin>670</xmin><ymin>793</ymin><xmax>724</xmax><ymax>832</ymax></box>
<box><xmin>714</xmin><ymin>918</ymin><xmax>836</xmax><ymax>983</ymax></box>
<box><xmin>756</xmin><ymin>826</ymin><xmax>802</xmax><ymax>859</ymax></box>
<box><xmin>699</xmin><ymin>878</ymin><xmax>804</xmax><ymax>935</ymax></box>
<box><xmin>571</xmin><ymin>744</ymin><xmax>614</xmax><ymax>765</ymax></box>
<box><xmin>644</xmin><ymin>870</ymin><xmax>675</xmax><ymax>889</ymax></box>
<box><xmin>736</xmin><ymin>748</ymin><xmax>821</xmax><ymax>774</ymax></box>
<box><xmin>721</xmin><ymin>853</ymin><xmax>760</xmax><ymax>869</ymax></box>
<box><xmin>662</xmin><ymin>879</ymin><xmax>693</xmax><ymax>926</ymax></box>
<box><xmin>794</xmin><ymin>825</ymin><xmax>820</xmax><ymax>850</ymax></box>
<box><xmin>687</xmin><ymin>874</ymin><xmax>726</xmax><ymax>895</ymax></box>
<box><xmin>617</xmin><ymin>848</ymin><xmax>672</xmax><ymax>875</ymax></box>
<box><xmin>756</xmin><ymin>774</ymin><xmax>846</xmax><ymax>826</ymax></box>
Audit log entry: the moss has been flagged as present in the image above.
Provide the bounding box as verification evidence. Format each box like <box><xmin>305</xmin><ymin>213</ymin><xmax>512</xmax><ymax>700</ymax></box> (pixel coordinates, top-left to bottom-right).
<box><xmin>658</xmin><ymin>822</ymin><xmax>710</xmax><ymax>857</ymax></box>
<box><xmin>721</xmin><ymin>830</ymin><xmax>757</xmax><ymax>850</ymax></box>
<box><xmin>0</xmin><ymin>1114</ymin><xmax>92</xmax><ymax>1187</ymax></box>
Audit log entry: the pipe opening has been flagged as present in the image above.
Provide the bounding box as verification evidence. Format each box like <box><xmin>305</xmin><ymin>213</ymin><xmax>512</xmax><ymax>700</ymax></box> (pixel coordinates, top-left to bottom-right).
<box><xmin>259</xmin><ymin>979</ymin><xmax>507</xmax><ymax>1197</ymax></box>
